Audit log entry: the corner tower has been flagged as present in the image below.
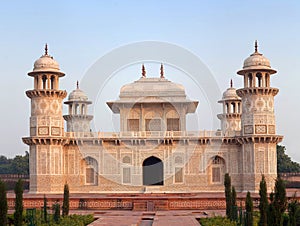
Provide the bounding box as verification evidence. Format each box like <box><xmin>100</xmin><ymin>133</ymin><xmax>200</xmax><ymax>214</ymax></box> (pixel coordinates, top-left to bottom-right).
<box><xmin>237</xmin><ymin>41</ymin><xmax>283</xmax><ymax>192</ymax></box>
<box><xmin>217</xmin><ymin>80</ymin><xmax>241</xmax><ymax>135</ymax></box>
<box><xmin>63</xmin><ymin>82</ymin><xmax>93</xmax><ymax>132</ymax></box>
<box><xmin>23</xmin><ymin>45</ymin><xmax>67</xmax><ymax>193</ymax></box>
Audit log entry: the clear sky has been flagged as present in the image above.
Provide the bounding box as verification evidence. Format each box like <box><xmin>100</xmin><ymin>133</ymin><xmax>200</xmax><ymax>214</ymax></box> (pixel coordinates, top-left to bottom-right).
<box><xmin>0</xmin><ymin>1</ymin><xmax>300</xmax><ymax>161</ymax></box>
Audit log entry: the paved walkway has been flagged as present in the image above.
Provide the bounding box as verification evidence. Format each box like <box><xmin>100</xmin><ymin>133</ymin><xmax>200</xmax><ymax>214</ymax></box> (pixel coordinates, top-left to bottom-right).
<box><xmin>88</xmin><ymin>210</ymin><xmax>225</xmax><ymax>226</ymax></box>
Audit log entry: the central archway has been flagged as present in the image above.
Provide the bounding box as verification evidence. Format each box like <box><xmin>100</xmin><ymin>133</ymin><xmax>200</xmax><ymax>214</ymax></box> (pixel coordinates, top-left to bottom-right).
<box><xmin>143</xmin><ymin>156</ymin><xmax>163</xmax><ymax>186</ymax></box>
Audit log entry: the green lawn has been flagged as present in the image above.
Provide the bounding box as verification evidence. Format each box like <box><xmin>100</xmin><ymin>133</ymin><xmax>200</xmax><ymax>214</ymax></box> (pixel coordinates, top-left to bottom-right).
<box><xmin>7</xmin><ymin>211</ymin><xmax>94</xmax><ymax>226</ymax></box>
<box><xmin>199</xmin><ymin>212</ymin><xmax>260</xmax><ymax>226</ymax></box>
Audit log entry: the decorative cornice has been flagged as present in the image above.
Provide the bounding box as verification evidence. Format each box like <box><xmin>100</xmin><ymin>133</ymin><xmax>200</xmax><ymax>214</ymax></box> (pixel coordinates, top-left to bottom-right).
<box><xmin>217</xmin><ymin>113</ymin><xmax>241</xmax><ymax>120</ymax></box>
<box><xmin>22</xmin><ymin>133</ymin><xmax>283</xmax><ymax>146</ymax></box>
<box><xmin>63</xmin><ymin>115</ymin><xmax>94</xmax><ymax>121</ymax></box>
<box><xmin>26</xmin><ymin>90</ymin><xmax>67</xmax><ymax>99</ymax></box>
<box><xmin>236</xmin><ymin>87</ymin><xmax>278</xmax><ymax>97</ymax></box>
<box><xmin>236</xmin><ymin>135</ymin><xmax>283</xmax><ymax>144</ymax></box>
<box><xmin>22</xmin><ymin>137</ymin><xmax>69</xmax><ymax>145</ymax></box>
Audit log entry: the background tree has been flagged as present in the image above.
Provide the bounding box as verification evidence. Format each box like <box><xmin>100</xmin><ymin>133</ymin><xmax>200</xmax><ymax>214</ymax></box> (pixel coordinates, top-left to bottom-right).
<box><xmin>0</xmin><ymin>179</ymin><xmax>8</xmax><ymax>226</ymax></box>
<box><xmin>231</xmin><ymin>186</ymin><xmax>238</xmax><ymax>222</ymax></box>
<box><xmin>62</xmin><ymin>183</ymin><xmax>69</xmax><ymax>217</ymax></box>
<box><xmin>0</xmin><ymin>156</ymin><xmax>12</xmax><ymax>174</ymax></box>
<box><xmin>277</xmin><ymin>145</ymin><xmax>300</xmax><ymax>173</ymax></box>
<box><xmin>224</xmin><ymin>173</ymin><xmax>232</xmax><ymax>219</ymax></box>
<box><xmin>11</xmin><ymin>152</ymin><xmax>29</xmax><ymax>175</ymax></box>
<box><xmin>0</xmin><ymin>152</ymin><xmax>29</xmax><ymax>175</ymax></box>
<box><xmin>245</xmin><ymin>191</ymin><xmax>253</xmax><ymax>226</ymax></box>
<box><xmin>273</xmin><ymin>176</ymin><xmax>287</xmax><ymax>226</ymax></box>
<box><xmin>13</xmin><ymin>179</ymin><xmax>23</xmax><ymax>226</ymax></box>
<box><xmin>258</xmin><ymin>175</ymin><xmax>268</xmax><ymax>226</ymax></box>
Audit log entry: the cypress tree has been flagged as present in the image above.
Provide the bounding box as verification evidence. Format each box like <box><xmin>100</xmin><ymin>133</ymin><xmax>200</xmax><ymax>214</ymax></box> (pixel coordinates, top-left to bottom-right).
<box><xmin>288</xmin><ymin>197</ymin><xmax>298</xmax><ymax>226</ymax></box>
<box><xmin>267</xmin><ymin>192</ymin><xmax>276</xmax><ymax>226</ymax></box>
<box><xmin>232</xmin><ymin>186</ymin><xmax>237</xmax><ymax>206</ymax></box>
<box><xmin>238</xmin><ymin>201</ymin><xmax>243</xmax><ymax>225</ymax></box>
<box><xmin>13</xmin><ymin>179</ymin><xmax>23</xmax><ymax>226</ymax></box>
<box><xmin>259</xmin><ymin>175</ymin><xmax>268</xmax><ymax>226</ymax></box>
<box><xmin>245</xmin><ymin>191</ymin><xmax>253</xmax><ymax>226</ymax></box>
<box><xmin>295</xmin><ymin>206</ymin><xmax>300</xmax><ymax>225</ymax></box>
<box><xmin>0</xmin><ymin>179</ymin><xmax>8</xmax><ymax>226</ymax></box>
<box><xmin>224</xmin><ymin>173</ymin><xmax>232</xmax><ymax>219</ymax></box>
<box><xmin>53</xmin><ymin>200</ymin><xmax>60</xmax><ymax>223</ymax></box>
<box><xmin>43</xmin><ymin>194</ymin><xmax>48</xmax><ymax>223</ymax></box>
<box><xmin>231</xmin><ymin>186</ymin><xmax>237</xmax><ymax>221</ymax></box>
<box><xmin>274</xmin><ymin>176</ymin><xmax>287</xmax><ymax>226</ymax></box>
<box><xmin>62</xmin><ymin>183</ymin><xmax>69</xmax><ymax>216</ymax></box>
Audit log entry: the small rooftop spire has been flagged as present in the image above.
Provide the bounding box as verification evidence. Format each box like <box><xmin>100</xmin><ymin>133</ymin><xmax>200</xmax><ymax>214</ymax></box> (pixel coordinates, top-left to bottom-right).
<box><xmin>76</xmin><ymin>80</ymin><xmax>79</xmax><ymax>89</ymax></box>
<box><xmin>142</xmin><ymin>64</ymin><xmax>146</xmax><ymax>78</ymax></box>
<box><xmin>254</xmin><ymin>40</ymin><xmax>258</xmax><ymax>53</ymax></box>
<box><xmin>230</xmin><ymin>79</ymin><xmax>233</xmax><ymax>88</ymax></box>
<box><xmin>44</xmin><ymin>43</ymin><xmax>48</xmax><ymax>55</ymax></box>
<box><xmin>160</xmin><ymin>63</ymin><xmax>164</xmax><ymax>78</ymax></box>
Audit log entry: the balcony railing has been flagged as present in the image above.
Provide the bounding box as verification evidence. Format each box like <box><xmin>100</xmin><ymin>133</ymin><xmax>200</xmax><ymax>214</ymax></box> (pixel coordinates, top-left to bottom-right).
<box><xmin>65</xmin><ymin>130</ymin><xmax>241</xmax><ymax>139</ymax></box>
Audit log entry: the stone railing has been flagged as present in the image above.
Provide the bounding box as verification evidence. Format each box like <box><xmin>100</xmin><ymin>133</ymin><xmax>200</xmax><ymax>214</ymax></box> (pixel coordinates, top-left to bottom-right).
<box><xmin>0</xmin><ymin>174</ymin><xmax>29</xmax><ymax>180</ymax></box>
<box><xmin>279</xmin><ymin>173</ymin><xmax>300</xmax><ymax>178</ymax></box>
<box><xmin>65</xmin><ymin>130</ymin><xmax>241</xmax><ymax>139</ymax></box>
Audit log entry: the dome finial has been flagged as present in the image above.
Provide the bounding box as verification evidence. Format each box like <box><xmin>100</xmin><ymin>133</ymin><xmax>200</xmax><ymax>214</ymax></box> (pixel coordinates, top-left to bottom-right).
<box><xmin>142</xmin><ymin>64</ymin><xmax>146</xmax><ymax>78</ymax></box>
<box><xmin>76</xmin><ymin>80</ymin><xmax>79</xmax><ymax>89</ymax></box>
<box><xmin>254</xmin><ymin>40</ymin><xmax>258</xmax><ymax>53</ymax></box>
<box><xmin>160</xmin><ymin>63</ymin><xmax>165</xmax><ymax>78</ymax></box>
<box><xmin>44</xmin><ymin>43</ymin><xmax>48</xmax><ymax>55</ymax></box>
<box><xmin>230</xmin><ymin>79</ymin><xmax>233</xmax><ymax>88</ymax></box>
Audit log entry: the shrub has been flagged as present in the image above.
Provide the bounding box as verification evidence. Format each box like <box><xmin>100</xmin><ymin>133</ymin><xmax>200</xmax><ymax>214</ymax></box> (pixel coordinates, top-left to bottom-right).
<box><xmin>199</xmin><ymin>216</ymin><xmax>236</xmax><ymax>226</ymax></box>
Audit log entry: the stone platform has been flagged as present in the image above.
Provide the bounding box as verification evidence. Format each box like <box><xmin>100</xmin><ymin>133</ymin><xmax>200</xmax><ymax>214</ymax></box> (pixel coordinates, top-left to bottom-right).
<box><xmin>7</xmin><ymin>189</ymin><xmax>300</xmax><ymax>211</ymax></box>
<box><xmin>7</xmin><ymin>191</ymin><xmax>230</xmax><ymax>211</ymax></box>
<box><xmin>6</xmin><ymin>190</ymin><xmax>300</xmax><ymax>225</ymax></box>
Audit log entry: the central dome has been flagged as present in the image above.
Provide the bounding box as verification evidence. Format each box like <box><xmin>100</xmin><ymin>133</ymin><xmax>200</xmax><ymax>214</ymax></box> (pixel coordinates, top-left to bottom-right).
<box><xmin>119</xmin><ymin>77</ymin><xmax>186</xmax><ymax>100</ymax></box>
<box><xmin>107</xmin><ymin>65</ymin><xmax>198</xmax><ymax>114</ymax></box>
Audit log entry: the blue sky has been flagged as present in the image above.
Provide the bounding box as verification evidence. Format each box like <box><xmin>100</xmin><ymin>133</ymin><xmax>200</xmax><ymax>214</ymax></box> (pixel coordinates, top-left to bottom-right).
<box><xmin>0</xmin><ymin>1</ymin><xmax>300</xmax><ymax>161</ymax></box>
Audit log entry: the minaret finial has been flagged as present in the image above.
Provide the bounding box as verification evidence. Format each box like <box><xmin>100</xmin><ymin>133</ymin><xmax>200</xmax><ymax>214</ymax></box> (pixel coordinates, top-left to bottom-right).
<box><xmin>255</xmin><ymin>40</ymin><xmax>258</xmax><ymax>53</ymax></box>
<box><xmin>160</xmin><ymin>63</ymin><xmax>164</xmax><ymax>78</ymax></box>
<box><xmin>45</xmin><ymin>43</ymin><xmax>48</xmax><ymax>55</ymax></box>
<box><xmin>230</xmin><ymin>79</ymin><xmax>233</xmax><ymax>88</ymax></box>
<box><xmin>142</xmin><ymin>64</ymin><xmax>146</xmax><ymax>78</ymax></box>
<box><xmin>76</xmin><ymin>80</ymin><xmax>79</xmax><ymax>89</ymax></box>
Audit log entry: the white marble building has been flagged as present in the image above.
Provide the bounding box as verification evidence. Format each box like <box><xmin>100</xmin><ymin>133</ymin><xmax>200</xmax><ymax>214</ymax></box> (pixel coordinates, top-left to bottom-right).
<box><xmin>23</xmin><ymin>42</ymin><xmax>283</xmax><ymax>194</ymax></box>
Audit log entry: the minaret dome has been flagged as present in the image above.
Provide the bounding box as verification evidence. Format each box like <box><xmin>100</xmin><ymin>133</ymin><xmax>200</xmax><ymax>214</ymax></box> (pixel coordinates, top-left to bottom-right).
<box><xmin>237</xmin><ymin>40</ymin><xmax>276</xmax><ymax>75</ymax></box>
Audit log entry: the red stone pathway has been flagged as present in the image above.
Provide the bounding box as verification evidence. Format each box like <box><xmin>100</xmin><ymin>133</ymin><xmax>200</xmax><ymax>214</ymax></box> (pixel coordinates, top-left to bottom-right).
<box><xmin>87</xmin><ymin>210</ymin><xmax>225</xmax><ymax>226</ymax></box>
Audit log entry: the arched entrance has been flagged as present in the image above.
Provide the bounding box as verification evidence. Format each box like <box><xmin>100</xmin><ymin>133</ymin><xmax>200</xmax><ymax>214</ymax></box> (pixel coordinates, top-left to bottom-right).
<box><xmin>143</xmin><ymin>156</ymin><xmax>163</xmax><ymax>186</ymax></box>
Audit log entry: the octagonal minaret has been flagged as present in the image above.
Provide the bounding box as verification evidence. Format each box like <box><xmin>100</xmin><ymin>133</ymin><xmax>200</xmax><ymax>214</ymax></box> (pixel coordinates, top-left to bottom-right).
<box><xmin>217</xmin><ymin>80</ymin><xmax>241</xmax><ymax>135</ymax></box>
<box><xmin>23</xmin><ymin>45</ymin><xmax>67</xmax><ymax>193</ymax></box>
<box><xmin>236</xmin><ymin>41</ymin><xmax>283</xmax><ymax>192</ymax></box>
